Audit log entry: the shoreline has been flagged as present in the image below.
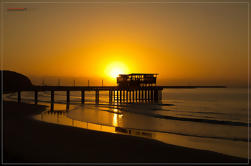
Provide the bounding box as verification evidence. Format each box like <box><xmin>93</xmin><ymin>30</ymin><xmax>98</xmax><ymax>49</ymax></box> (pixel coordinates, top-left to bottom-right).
<box><xmin>3</xmin><ymin>101</ymin><xmax>247</xmax><ymax>163</ymax></box>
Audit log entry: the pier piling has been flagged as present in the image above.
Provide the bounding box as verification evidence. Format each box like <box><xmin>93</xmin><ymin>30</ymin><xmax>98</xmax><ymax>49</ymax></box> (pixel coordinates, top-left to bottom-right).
<box><xmin>113</xmin><ymin>90</ymin><xmax>115</xmax><ymax>101</ymax></box>
<box><xmin>145</xmin><ymin>90</ymin><xmax>147</xmax><ymax>101</ymax></box>
<box><xmin>34</xmin><ymin>90</ymin><xmax>38</xmax><ymax>104</ymax></box>
<box><xmin>138</xmin><ymin>90</ymin><xmax>141</xmax><ymax>101</ymax></box>
<box><xmin>66</xmin><ymin>103</ymin><xmax>70</xmax><ymax>111</ymax></box>
<box><xmin>148</xmin><ymin>89</ymin><xmax>150</xmax><ymax>101</ymax></box>
<box><xmin>66</xmin><ymin>90</ymin><xmax>70</xmax><ymax>103</ymax></box>
<box><xmin>17</xmin><ymin>91</ymin><xmax>21</xmax><ymax>103</ymax></box>
<box><xmin>81</xmin><ymin>90</ymin><xmax>85</xmax><ymax>104</ymax></box>
<box><xmin>51</xmin><ymin>90</ymin><xmax>54</xmax><ymax>111</ymax></box>
<box><xmin>116</xmin><ymin>90</ymin><xmax>118</xmax><ymax>101</ymax></box>
<box><xmin>135</xmin><ymin>90</ymin><xmax>138</xmax><ymax>102</ymax></box>
<box><xmin>154</xmin><ymin>89</ymin><xmax>159</xmax><ymax>102</ymax></box>
<box><xmin>109</xmin><ymin>90</ymin><xmax>112</xmax><ymax>103</ymax></box>
<box><xmin>16</xmin><ymin>85</ymin><xmax>164</xmax><ymax>107</ymax></box>
<box><xmin>120</xmin><ymin>90</ymin><xmax>122</xmax><ymax>103</ymax></box>
<box><xmin>151</xmin><ymin>90</ymin><xmax>154</xmax><ymax>101</ymax></box>
<box><xmin>141</xmin><ymin>89</ymin><xmax>144</xmax><ymax>100</ymax></box>
<box><xmin>95</xmin><ymin>90</ymin><xmax>99</xmax><ymax>104</ymax></box>
<box><xmin>132</xmin><ymin>90</ymin><xmax>135</xmax><ymax>102</ymax></box>
<box><xmin>123</xmin><ymin>90</ymin><xmax>125</xmax><ymax>102</ymax></box>
<box><xmin>129</xmin><ymin>90</ymin><xmax>131</xmax><ymax>103</ymax></box>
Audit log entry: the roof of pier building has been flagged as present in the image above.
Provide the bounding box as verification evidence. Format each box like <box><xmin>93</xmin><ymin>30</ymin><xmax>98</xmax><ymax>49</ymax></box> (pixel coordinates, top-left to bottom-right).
<box><xmin>117</xmin><ymin>73</ymin><xmax>158</xmax><ymax>87</ymax></box>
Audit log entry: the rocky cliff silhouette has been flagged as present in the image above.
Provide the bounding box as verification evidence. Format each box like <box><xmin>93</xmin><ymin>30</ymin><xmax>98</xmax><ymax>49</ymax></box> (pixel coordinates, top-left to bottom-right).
<box><xmin>0</xmin><ymin>71</ymin><xmax>33</xmax><ymax>93</ymax></box>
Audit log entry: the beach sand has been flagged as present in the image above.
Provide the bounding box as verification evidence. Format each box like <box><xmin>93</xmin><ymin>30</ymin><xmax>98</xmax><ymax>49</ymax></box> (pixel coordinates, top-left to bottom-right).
<box><xmin>3</xmin><ymin>101</ymin><xmax>247</xmax><ymax>163</ymax></box>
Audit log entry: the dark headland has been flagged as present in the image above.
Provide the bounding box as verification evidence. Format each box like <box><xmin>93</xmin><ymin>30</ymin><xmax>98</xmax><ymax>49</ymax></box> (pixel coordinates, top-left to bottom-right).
<box><xmin>0</xmin><ymin>70</ymin><xmax>33</xmax><ymax>93</ymax></box>
<box><xmin>3</xmin><ymin>101</ymin><xmax>246</xmax><ymax>163</ymax></box>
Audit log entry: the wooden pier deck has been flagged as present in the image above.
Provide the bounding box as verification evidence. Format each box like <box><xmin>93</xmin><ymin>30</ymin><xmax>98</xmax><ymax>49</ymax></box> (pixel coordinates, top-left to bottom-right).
<box><xmin>28</xmin><ymin>85</ymin><xmax>162</xmax><ymax>91</ymax></box>
<box><xmin>22</xmin><ymin>85</ymin><xmax>226</xmax><ymax>91</ymax></box>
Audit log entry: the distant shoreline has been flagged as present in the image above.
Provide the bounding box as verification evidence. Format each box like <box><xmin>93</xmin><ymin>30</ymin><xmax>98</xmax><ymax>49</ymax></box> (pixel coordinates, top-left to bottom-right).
<box><xmin>159</xmin><ymin>85</ymin><xmax>227</xmax><ymax>89</ymax></box>
<box><xmin>3</xmin><ymin>100</ymin><xmax>247</xmax><ymax>163</ymax></box>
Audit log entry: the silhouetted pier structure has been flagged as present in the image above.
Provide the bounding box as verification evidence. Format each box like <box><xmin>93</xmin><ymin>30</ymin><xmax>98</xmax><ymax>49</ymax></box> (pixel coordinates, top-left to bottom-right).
<box><xmin>16</xmin><ymin>85</ymin><xmax>163</xmax><ymax>106</ymax></box>
<box><xmin>15</xmin><ymin>85</ymin><xmax>226</xmax><ymax>110</ymax></box>
<box><xmin>14</xmin><ymin>73</ymin><xmax>226</xmax><ymax>110</ymax></box>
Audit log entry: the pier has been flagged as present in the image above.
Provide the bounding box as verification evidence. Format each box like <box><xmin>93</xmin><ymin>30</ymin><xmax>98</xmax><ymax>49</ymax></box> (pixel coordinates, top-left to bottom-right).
<box><xmin>13</xmin><ymin>73</ymin><xmax>226</xmax><ymax>110</ymax></box>
<box><xmin>16</xmin><ymin>85</ymin><xmax>164</xmax><ymax>110</ymax></box>
<box><xmin>15</xmin><ymin>85</ymin><xmax>226</xmax><ymax>110</ymax></box>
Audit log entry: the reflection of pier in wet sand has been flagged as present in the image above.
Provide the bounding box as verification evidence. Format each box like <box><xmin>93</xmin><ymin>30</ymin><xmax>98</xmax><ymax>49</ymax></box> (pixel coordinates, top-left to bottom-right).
<box><xmin>35</xmin><ymin>110</ymin><xmax>154</xmax><ymax>139</ymax></box>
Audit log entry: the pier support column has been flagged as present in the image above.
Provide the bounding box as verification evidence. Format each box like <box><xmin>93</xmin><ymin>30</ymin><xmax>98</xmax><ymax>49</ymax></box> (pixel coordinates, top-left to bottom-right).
<box><xmin>135</xmin><ymin>90</ymin><xmax>138</xmax><ymax>102</ymax></box>
<box><xmin>81</xmin><ymin>90</ymin><xmax>85</xmax><ymax>104</ymax></box>
<box><xmin>154</xmin><ymin>89</ymin><xmax>159</xmax><ymax>102</ymax></box>
<box><xmin>129</xmin><ymin>90</ymin><xmax>131</xmax><ymax>103</ymax></box>
<box><xmin>141</xmin><ymin>89</ymin><xmax>144</xmax><ymax>100</ymax></box>
<box><xmin>148</xmin><ymin>89</ymin><xmax>150</xmax><ymax>101</ymax></box>
<box><xmin>113</xmin><ymin>90</ymin><xmax>116</xmax><ymax>101</ymax></box>
<box><xmin>120</xmin><ymin>90</ymin><xmax>122</xmax><ymax>103</ymax></box>
<box><xmin>117</xmin><ymin>90</ymin><xmax>119</xmax><ymax>103</ymax></box>
<box><xmin>123</xmin><ymin>90</ymin><xmax>125</xmax><ymax>102</ymax></box>
<box><xmin>51</xmin><ymin>90</ymin><xmax>54</xmax><ymax>111</ymax></box>
<box><xmin>151</xmin><ymin>90</ymin><xmax>154</xmax><ymax>101</ymax></box>
<box><xmin>145</xmin><ymin>89</ymin><xmax>147</xmax><ymax>101</ymax></box>
<box><xmin>132</xmin><ymin>90</ymin><xmax>134</xmax><ymax>103</ymax></box>
<box><xmin>17</xmin><ymin>91</ymin><xmax>21</xmax><ymax>103</ymax></box>
<box><xmin>95</xmin><ymin>90</ymin><xmax>99</xmax><ymax>104</ymax></box>
<box><xmin>66</xmin><ymin>103</ymin><xmax>70</xmax><ymax>111</ymax></box>
<box><xmin>138</xmin><ymin>90</ymin><xmax>140</xmax><ymax>101</ymax></box>
<box><xmin>34</xmin><ymin>90</ymin><xmax>38</xmax><ymax>104</ymax></box>
<box><xmin>159</xmin><ymin>90</ymin><xmax>162</xmax><ymax>100</ymax></box>
<box><xmin>109</xmin><ymin>90</ymin><xmax>112</xmax><ymax>103</ymax></box>
<box><xmin>66</xmin><ymin>90</ymin><xmax>70</xmax><ymax>103</ymax></box>
<box><xmin>126</xmin><ymin>90</ymin><xmax>128</xmax><ymax>103</ymax></box>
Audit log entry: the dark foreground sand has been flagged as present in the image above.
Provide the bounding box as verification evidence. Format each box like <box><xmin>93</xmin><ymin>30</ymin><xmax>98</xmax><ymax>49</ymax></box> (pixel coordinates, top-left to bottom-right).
<box><xmin>3</xmin><ymin>101</ymin><xmax>247</xmax><ymax>163</ymax></box>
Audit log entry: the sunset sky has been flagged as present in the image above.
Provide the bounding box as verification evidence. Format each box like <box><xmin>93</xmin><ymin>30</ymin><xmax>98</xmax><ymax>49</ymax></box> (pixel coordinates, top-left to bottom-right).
<box><xmin>2</xmin><ymin>0</ymin><xmax>249</xmax><ymax>87</ymax></box>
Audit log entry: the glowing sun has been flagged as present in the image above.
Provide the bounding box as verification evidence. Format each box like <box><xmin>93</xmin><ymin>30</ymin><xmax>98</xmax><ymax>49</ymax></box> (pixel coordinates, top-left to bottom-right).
<box><xmin>105</xmin><ymin>61</ymin><xmax>129</xmax><ymax>79</ymax></box>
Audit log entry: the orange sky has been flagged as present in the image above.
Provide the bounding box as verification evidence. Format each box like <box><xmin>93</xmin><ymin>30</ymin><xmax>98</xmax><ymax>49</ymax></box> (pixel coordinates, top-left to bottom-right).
<box><xmin>2</xmin><ymin>0</ymin><xmax>249</xmax><ymax>87</ymax></box>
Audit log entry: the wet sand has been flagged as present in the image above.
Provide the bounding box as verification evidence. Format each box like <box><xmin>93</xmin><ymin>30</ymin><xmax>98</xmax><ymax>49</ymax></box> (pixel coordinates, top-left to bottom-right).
<box><xmin>3</xmin><ymin>101</ymin><xmax>247</xmax><ymax>163</ymax></box>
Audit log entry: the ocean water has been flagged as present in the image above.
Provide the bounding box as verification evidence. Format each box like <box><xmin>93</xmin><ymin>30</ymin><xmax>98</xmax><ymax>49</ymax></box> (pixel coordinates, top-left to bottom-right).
<box><xmin>4</xmin><ymin>88</ymin><xmax>250</xmax><ymax>159</ymax></box>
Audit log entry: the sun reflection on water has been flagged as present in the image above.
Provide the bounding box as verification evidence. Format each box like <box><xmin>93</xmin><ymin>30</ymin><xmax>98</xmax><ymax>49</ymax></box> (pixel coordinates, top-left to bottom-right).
<box><xmin>112</xmin><ymin>107</ymin><xmax>123</xmax><ymax>127</ymax></box>
<box><xmin>113</xmin><ymin>114</ymin><xmax>118</xmax><ymax>127</ymax></box>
